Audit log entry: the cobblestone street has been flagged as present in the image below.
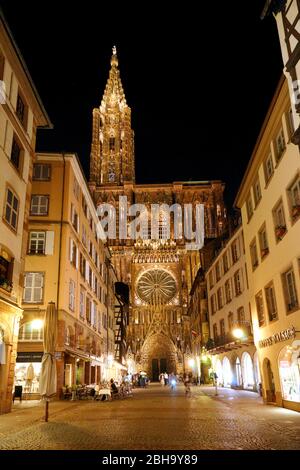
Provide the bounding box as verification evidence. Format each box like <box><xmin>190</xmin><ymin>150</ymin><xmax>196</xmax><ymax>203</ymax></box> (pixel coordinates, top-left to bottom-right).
<box><xmin>1</xmin><ymin>384</ymin><xmax>300</xmax><ymax>450</ymax></box>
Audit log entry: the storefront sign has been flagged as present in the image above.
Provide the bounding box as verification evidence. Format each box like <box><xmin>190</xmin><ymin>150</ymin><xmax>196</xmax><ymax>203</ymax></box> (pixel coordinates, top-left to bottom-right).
<box><xmin>16</xmin><ymin>352</ymin><xmax>43</xmax><ymax>362</ymax></box>
<box><xmin>258</xmin><ymin>326</ymin><xmax>296</xmax><ymax>349</ymax></box>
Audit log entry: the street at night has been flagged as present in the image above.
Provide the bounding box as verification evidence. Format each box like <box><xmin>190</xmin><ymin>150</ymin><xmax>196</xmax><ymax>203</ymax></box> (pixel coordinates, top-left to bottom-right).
<box><xmin>1</xmin><ymin>384</ymin><xmax>300</xmax><ymax>450</ymax></box>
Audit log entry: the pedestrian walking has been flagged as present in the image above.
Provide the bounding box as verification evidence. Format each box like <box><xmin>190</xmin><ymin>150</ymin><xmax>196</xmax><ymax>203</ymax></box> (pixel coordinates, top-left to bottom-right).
<box><xmin>184</xmin><ymin>375</ymin><xmax>191</xmax><ymax>397</ymax></box>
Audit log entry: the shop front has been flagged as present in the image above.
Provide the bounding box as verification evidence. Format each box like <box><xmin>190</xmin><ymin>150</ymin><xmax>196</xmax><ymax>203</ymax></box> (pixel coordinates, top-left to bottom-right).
<box><xmin>258</xmin><ymin>326</ymin><xmax>300</xmax><ymax>410</ymax></box>
<box><xmin>278</xmin><ymin>341</ymin><xmax>300</xmax><ymax>412</ymax></box>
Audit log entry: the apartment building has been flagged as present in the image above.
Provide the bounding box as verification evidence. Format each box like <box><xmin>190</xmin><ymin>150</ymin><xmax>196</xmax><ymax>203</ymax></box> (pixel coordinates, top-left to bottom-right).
<box><xmin>206</xmin><ymin>226</ymin><xmax>259</xmax><ymax>391</ymax></box>
<box><xmin>0</xmin><ymin>11</ymin><xmax>51</xmax><ymax>413</ymax></box>
<box><xmin>16</xmin><ymin>153</ymin><xmax>116</xmax><ymax>397</ymax></box>
<box><xmin>235</xmin><ymin>77</ymin><xmax>300</xmax><ymax>412</ymax></box>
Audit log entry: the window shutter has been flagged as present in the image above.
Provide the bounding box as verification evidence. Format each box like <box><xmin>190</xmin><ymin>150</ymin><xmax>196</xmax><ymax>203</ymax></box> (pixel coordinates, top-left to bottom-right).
<box><xmin>45</xmin><ymin>231</ymin><xmax>54</xmax><ymax>255</ymax></box>
<box><xmin>69</xmin><ymin>239</ymin><xmax>73</xmax><ymax>262</ymax></box>
<box><xmin>85</xmin><ymin>262</ymin><xmax>89</xmax><ymax>282</ymax></box>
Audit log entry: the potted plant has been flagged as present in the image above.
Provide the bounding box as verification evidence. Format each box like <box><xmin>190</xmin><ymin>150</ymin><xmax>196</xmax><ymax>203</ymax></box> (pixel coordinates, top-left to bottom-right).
<box><xmin>261</xmin><ymin>247</ymin><xmax>269</xmax><ymax>258</ymax></box>
<box><xmin>0</xmin><ymin>276</ymin><xmax>12</xmax><ymax>292</ymax></box>
<box><xmin>275</xmin><ymin>225</ymin><xmax>286</xmax><ymax>240</ymax></box>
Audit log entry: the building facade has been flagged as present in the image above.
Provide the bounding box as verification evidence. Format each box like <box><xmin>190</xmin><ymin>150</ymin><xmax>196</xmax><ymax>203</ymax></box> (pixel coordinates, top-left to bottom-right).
<box><xmin>0</xmin><ymin>12</ymin><xmax>51</xmax><ymax>413</ymax></box>
<box><xmin>205</xmin><ymin>226</ymin><xmax>259</xmax><ymax>391</ymax></box>
<box><xmin>16</xmin><ymin>153</ymin><xmax>117</xmax><ymax>398</ymax></box>
<box><xmin>235</xmin><ymin>77</ymin><xmax>300</xmax><ymax>411</ymax></box>
<box><xmin>89</xmin><ymin>48</ymin><xmax>227</xmax><ymax>380</ymax></box>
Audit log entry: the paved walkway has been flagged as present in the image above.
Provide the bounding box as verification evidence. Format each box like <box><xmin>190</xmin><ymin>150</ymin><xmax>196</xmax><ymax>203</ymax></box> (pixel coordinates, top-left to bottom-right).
<box><xmin>0</xmin><ymin>384</ymin><xmax>300</xmax><ymax>449</ymax></box>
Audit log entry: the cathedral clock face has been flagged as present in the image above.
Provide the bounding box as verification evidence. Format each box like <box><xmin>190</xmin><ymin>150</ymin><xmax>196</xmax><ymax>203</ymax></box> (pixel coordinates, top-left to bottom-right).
<box><xmin>136</xmin><ymin>269</ymin><xmax>177</xmax><ymax>305</ymax></box>
<box><xmin>108</xmin><ymin>171</ymin><xmax>115</xmax><ymax>182</ymax></box>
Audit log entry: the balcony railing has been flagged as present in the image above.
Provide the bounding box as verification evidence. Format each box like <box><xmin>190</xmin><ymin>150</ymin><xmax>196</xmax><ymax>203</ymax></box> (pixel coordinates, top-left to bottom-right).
<box><xmin>208</xmin><ymin>325</ymin><xmax>253</xmax><ymax>350</ymax></box>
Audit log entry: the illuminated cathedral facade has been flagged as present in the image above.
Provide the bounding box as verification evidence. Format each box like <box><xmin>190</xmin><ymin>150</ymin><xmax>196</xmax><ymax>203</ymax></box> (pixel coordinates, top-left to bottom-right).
<box><xmin>89</xmin><ymin>48</ymin><xmax>226</xmax><ymax>380</ymax></box>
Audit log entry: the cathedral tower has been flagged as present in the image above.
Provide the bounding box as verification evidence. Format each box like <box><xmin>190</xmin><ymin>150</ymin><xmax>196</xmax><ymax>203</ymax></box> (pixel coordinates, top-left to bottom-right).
<box><xmin>90</xmin><ymin>47</ymin><xmax>135</xmax><ymax>186</ymax></box>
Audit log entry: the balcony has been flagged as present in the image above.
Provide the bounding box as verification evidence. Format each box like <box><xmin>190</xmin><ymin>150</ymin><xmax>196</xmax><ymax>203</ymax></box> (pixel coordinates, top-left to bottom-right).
<box><xmin>0</xmin><ymin>277</ymin><xmax>13</xmax><ymax>293</ymax></box>
<box><xmin>207</xmin><ymin>325</ymin><xmax>253</xmax><ymax>353</ymax></box>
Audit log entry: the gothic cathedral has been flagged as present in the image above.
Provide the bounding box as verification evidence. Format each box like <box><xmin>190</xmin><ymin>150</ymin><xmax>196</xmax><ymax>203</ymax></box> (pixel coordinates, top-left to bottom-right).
<box><xmin>89</xmin><ymin>48</ymin><xmax>226</xmax><ymax>380</ymax></box>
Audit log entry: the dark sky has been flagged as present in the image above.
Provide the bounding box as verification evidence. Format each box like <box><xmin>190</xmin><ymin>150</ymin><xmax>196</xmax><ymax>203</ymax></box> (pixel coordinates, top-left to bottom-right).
<box><xmin>1</xmin><ymin>1</ymin><xmax>283</xmax><ymax>208</ymax></box>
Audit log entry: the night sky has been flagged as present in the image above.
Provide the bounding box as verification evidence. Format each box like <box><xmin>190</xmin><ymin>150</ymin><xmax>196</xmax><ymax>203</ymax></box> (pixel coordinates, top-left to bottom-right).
<box><xmin>0</xmin><ymin>1</ymin><xmax>283</xmax><ymax>208</ymax></box>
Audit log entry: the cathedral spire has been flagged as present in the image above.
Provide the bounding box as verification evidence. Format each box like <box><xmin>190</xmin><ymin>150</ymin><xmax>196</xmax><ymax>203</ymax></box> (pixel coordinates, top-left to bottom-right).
<box><xmin>90</xmin><ymin>47</ymin><xmax>135</xmax><ymax>186</ymax></box>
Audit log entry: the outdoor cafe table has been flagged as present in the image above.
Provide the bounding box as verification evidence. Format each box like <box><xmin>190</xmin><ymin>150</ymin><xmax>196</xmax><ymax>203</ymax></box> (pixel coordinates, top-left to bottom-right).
<box><xmin>96</xmin><ymin>388</ymin><xmax>111</xmax><ymax>401</ymax></box>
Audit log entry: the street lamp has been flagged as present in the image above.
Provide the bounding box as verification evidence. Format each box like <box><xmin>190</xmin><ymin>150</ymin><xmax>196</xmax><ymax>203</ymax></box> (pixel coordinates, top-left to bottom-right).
<box><xmin>232</xmin><ymin>321</ymin><xmax>251</xmax><ymax>340</ymax></box>
<box><xmin>31</xmin><ymin>319</ymin><xmax>44</xmax><ymax>330</ymax></box>
<box><xmin>188</xmin><ymin>358</ymin><xmax>195</xmax><ymax>368</ymax></box>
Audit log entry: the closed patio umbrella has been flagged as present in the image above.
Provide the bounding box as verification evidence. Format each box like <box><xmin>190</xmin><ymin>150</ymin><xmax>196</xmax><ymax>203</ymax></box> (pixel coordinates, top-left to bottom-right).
<box><xmin>39</xmin><ymin>301</ymin><xmax>57</xmax><ymax>422</ymax></box>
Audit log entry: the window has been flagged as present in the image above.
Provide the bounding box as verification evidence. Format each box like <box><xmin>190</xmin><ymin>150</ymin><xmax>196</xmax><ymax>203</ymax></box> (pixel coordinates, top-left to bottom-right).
<box><xmin>97</xmin><ymin>310</ymin><xmax>101</xmax><ymax>333</ymax></box>
<box><xmin>18</xmin><ymin>322</ymin><xmax>43</xmax><ymax>341</ymax></box>
<box><xmin>228</xmin><ymin>312</ymin><xmax>234</xmax><ymax>330</ymax></box>
<box><xmin>30</xmin><ymin>195</ymin><xmax>49</xmax><ymax>215</ymax></box>
<box><xmin>4</xmin><ymin>188</ymin><xmax>19</xmax><ymax>230</ymax></box>
<box><xmin>86</xmin><ymin>297</ymin><xmax>91</xmax><ymax>323</ymax></box>
<box><xmin>70</xmin><ymin>239</ymin><xmax>77</xmax><ymax>268</ymax></box>
<box><xmin>265</xmin><ymin>282</ymin><xmax>277</xmax><ymax>321</ymax></box>
<box><xmin>213</xmin><ymin>324</ymin><xmax>218</xmax><ymax>341</ymax></box>
<box><xmin>234</xmin><ymin>270</ymin><xmax>242</xmax><ymax>296</ymax></box>
<box><xmin>71</xmin><ymin>205</ymin><xmax>79</xmax><ymax>232</ymax></box>
<box><xmin>253</xmin><ymin>177</ymin><xmax>262</xmax><ymax>206</ymax></box>
<box><xmin>250</xmin><ymin>238</ymin><xmax>259</xmax><ymax>270</ymax></box>
<box><xmin>16</xmin><ymin>92</ymin><xmax>28</xmax><ymax>128</ymax></box>
<box><xmin>79</xmin><ymin>253</ymin><xmax>86</xmax><ymax>277</ymax></box>
<box><xmin>288</xmin><ymin>176</ymin><xmax>300</xmax><ymax>221</ymax></box>
<box><xmin>264</xmin><ymin>153</ymin><xmax>274</xmax><ymax>184</ymax></box>
<box><xmin>288</xmin><ymin>108</ymin><xmax>295</xmax><ymax>137</ymax></box>
<box><xmin>217</xmin><ymin>287</ymin><xmax>223</xmax><ymax>310</ymax></box>
<box><xmin>225</xmin><ymin>279</ymin><xmax>232</xmax><ymax>303</ymax></box>
<box><xmin>82</xmin><ymin>196</ymin><xmax>87</xmax><ymax>217</ymax></box>
<box><xmin>109</xmin><ymin>137</ymin><xmax>115</xmax><ymax>151</ymax></box>
<box><xmin>258</xmin><ymin>224</ymin><xmax>269</xmax><ymax>259</ymax></box>
<box><xmin>255</xmin><ymin>291</ymin><xmax>265</xmax><ymax>327</ymax></box>
<box><xmin>231</xmin><ymin>239</ymin><xmax>240</xmax><ymax>264</ymax></box>
<box><xmin>215</xmin><ymin>262</ymin><xmax>221</xmax><ymax>282</ymax></box>
<box><xmin>33</xmin><ymin>164</ymin><xmax>51</xmax><ymax>181</ymax></box>
<box><xmin>210</xmin><ymin>294</ymin><xmax>217</xmax><ymax>314</ymax></box>
<box><xmin>23</xmin><ymin>273</ymin><xmax>44</xmax><ymax>303</ymax></box>
<box><xmin>246</xmin><ymin>193</ymin><xmax>253</xmax><ymax>221</ymax></box>
<box><xmin>80</xmin><ymin>289</ymin><xmax>85</xmax><ymax>319</ymax></box>
<box><xmin>273</xmin><ymin>199</ymin><xmax>287</xmax><ymax>241</ymax></box>
<box><xmin>10</xmin><ymin>136</ymin><xmax>22</xmax><ymax>172</ymax></box>
<box><xmin>237</xmin><ymin>307</ymin><xmax>245</xmax><ymax>326</ymax></box>
<box><xmin>29</xmin><ymin>231</ymin><xmax>46</xmax><ymax>254</ymax></box>
<box><xmin>223</xmin><ymin>252</ymin><xmax>229</xmax><ymax>273</ymax></box>
<box><xmin>0</xmin><ymin>254</ymin><xmax>13</xmax><ymax>291</ymax></box>
<box><xmin>220</xmin><ymin>319</ymin><xmax>225</xmax><ymax>338</ymax></box>
<box><xmin>282</xmin><ymin>267</ymin><xmax>299</xmax><ymax>312</ymax></box>
<box><xmin>0</xmin><ymin>52</ymin><xmax>4</xmax><ymax>81</ymax></box>
<box><xmin>69</xmin><ymin>280</ymin><xmax>75</xmax><ymax>311</ymax></box>
<box><xmin>91</xmin><ymin>301</ymin><xmax>97</xmax><ymax>328</ymax></box>
<box><xmin>275</xmin><ymin>128</ymin><xmax>286</xmax><ymax>162</ymax></box>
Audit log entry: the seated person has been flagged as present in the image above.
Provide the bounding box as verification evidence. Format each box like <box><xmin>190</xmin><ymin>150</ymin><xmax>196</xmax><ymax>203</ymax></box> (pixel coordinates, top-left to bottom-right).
<box><xmin>110</xmin><ymin>378</ymin><xmax>119</xmax><ymax>396</ymax></box>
